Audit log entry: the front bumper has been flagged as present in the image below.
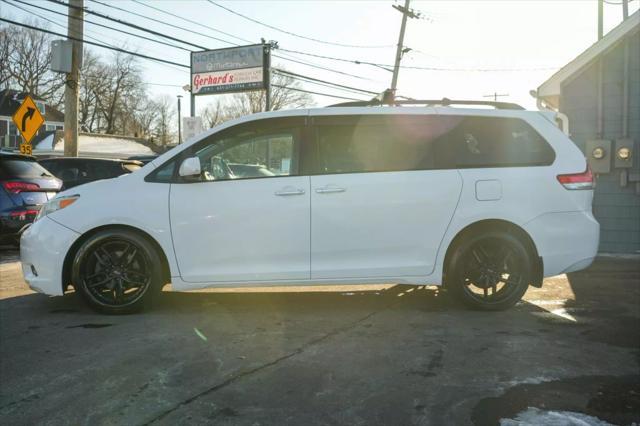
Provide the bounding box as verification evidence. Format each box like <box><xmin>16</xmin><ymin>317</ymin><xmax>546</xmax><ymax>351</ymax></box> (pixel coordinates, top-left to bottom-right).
<box><xmin>20</xmin><ymin>217</ymin><xmax>80</xmax><ymax>296</ymax></box>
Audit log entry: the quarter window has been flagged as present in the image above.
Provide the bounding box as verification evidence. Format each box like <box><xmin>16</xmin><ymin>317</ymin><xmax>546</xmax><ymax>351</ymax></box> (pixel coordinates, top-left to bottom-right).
<box><xmin>431</xmin><ymin>116</ymin><xmax>555</xmax><ymax>169</ymax></box>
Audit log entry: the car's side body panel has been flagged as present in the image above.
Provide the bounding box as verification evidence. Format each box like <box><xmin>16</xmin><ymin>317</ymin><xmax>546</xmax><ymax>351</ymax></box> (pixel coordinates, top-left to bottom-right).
<box><xmin>42</xmin><ymin>173</ymin><xmax>179</xmax><ymax>280</ymax></box>
<box><xmin>310</xmin><ymin>170</ymin><xmax>462</xmax><ymax>278</ymax></box>
<box><xmin>170</xmin><ymin>176</ymin><xmax>311</xmax><ymax>283</ymax></box>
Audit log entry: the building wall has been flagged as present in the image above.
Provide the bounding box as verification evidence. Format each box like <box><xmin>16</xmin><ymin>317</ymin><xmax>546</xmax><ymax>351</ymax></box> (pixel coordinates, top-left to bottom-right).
<box><xmin>561</xmin><ymin>30</ymin><xmax>640</xmax><ymax>253</ymax></box>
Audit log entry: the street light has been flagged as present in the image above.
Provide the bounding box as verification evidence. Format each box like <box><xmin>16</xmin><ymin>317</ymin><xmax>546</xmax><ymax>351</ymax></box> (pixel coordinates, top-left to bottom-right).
<box><xmin>177</xmin><ymin>95</ymin><xmax>183</xmax><ymax>144</ymax></box>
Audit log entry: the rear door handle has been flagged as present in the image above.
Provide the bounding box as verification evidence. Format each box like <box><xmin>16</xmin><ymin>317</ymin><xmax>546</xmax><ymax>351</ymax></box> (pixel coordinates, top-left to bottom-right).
<box><xmin>275</xmin><ymin>188</ymin><xmax>305</xmax><ymax>196</ymax></box>
<box><xmin>315</xmin><ymin>186</ymin><xmax>346</xmax><ymax>194</ymax></box>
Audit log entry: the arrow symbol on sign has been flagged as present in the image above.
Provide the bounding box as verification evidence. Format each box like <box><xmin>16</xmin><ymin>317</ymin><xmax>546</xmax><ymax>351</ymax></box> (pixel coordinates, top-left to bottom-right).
<box><xmin>21</xmin><ymin>107</ymin><xmax>35</xmax><ymax>132</ymax></box>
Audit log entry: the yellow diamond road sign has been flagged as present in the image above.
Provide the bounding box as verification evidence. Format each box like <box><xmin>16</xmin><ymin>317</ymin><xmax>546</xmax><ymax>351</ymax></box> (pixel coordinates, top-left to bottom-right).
<box><xmin>12</xmin><ymin>95</ymin><xmax>45</xmax><ymax>145</ymax></box>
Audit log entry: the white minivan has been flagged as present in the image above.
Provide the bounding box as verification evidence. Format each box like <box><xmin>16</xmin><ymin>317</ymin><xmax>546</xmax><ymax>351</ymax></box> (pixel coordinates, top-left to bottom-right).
<box><xmin>20</xmin><ymin>102</ymin><xmax>599</xmax><ymax>314</ymax></box>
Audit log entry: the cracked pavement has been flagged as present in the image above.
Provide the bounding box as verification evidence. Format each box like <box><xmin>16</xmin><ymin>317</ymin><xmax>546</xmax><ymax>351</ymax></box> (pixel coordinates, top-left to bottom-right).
<box><xmin>1</xmin><ymin>247</ymin><xmax>638</xmax><ymax>425</ymax></box>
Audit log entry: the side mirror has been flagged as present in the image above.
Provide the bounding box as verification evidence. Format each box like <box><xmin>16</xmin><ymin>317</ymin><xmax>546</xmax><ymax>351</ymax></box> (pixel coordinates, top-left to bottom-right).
<box><xmin>178</xmin><ymin>157</ymin><xmax>201</xmax><ymax>177</ymax></box>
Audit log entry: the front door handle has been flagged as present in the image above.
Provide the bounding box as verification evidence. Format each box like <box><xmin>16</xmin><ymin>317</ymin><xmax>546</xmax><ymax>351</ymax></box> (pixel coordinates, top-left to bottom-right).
<box><xmin>315</xmin><ymin>186</ymin><xmax>346</xmax><ymax>194</ymax></box>
<box><xmin>275</xmin><ymin>188</ymin><xmax>305</xmax><ymax>196</ymax></box>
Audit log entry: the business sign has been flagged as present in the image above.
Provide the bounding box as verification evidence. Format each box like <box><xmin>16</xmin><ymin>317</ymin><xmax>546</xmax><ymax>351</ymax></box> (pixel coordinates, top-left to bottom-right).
<box><xmin>191</xmin><ymin>44</ymin><xmax>267</xmax><ymax>95</ymax></box>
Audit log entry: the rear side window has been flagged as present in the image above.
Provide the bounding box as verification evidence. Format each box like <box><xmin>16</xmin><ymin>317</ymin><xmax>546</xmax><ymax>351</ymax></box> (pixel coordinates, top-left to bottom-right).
<box><xmin>311</xmin><ymin>115</ymin><xmax>438</xmax><ymax>174</ymax></box>
<box><xmin>309</xmin><ymin>114</ymin><xmax>554</xmax><ymax>175</ymax></box>
<box><xmin>432</xmin><ymin>116</ymin><xmax>555</xmax><ymax>169</ymax></box>
<box><xmin>0</xmin><ymin>158</ymin><xmax>52</xmax><ymax>179</ymax></box>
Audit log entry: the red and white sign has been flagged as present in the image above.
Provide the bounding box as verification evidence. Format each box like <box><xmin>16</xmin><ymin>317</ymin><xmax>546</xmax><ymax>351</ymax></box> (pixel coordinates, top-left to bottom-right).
<box><xmin>192</xmin><ymin>67</ymin><xmax>263</xmax><ymax>95</ymax></box>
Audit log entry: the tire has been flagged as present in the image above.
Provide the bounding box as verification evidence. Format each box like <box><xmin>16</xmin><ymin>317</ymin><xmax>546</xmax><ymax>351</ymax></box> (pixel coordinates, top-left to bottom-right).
<box><xmin>71</xmin><ymin>229</ymin><xmax>163</xmax><ymax>314</ymax></box>
<box><xmin>446</xmin><ymin>231</ymin><xmax>533</xmax><ymax>311</ymax></box>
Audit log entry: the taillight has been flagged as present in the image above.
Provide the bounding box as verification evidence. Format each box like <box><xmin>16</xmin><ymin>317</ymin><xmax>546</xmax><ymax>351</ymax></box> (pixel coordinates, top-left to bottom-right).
<box><xmin>2</xmin><ymin>181</ymin><xmax>40</xmax><ymax>193</ymax></box>
<box><xmin>9</xmin><ymin>209</ymin><xmax>39</xmax><ymax>219</ymax></box>
<box><xmin>557</xmin><ymin>168</ymin><xmax>594</xmax><ymax>190</ymax></box>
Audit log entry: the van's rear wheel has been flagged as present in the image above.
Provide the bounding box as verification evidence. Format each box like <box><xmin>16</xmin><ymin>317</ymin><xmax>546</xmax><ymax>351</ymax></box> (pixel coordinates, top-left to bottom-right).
<box><xmin>72</xmin><ymin>230</ymin><xmax>162</xmax><ymax>314</ymax></box>
<box><xmin>447</xmin><ymin>231</ymin><xmax>532</xmax><ymax>311</ymax></box>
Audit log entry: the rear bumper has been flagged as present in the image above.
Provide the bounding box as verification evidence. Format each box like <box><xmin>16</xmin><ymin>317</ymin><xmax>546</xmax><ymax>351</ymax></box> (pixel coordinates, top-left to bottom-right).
<box><xmin>20</xmin><ymin>217</ymin><xmax>80</xmax><ymax>296</ymax></box>
<box><xmin>523</xmin><ymin>210</ymin><xmax>600</xmax><ymax>277</ymax></box>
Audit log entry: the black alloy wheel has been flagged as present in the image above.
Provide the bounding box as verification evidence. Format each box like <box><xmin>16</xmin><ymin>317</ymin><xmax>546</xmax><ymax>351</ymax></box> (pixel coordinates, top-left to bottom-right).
<box><xmin>72</xmin><ymin>229</ymin><xmax>163</xmax><ymax>314</ymax></box>
<box><xmin>447</xmin><ymin>231</ymin><xmax>533</xmax><ymax>311</ymax></box>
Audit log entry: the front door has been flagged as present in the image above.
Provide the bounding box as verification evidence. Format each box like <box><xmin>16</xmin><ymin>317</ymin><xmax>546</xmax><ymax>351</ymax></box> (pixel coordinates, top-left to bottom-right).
<box><xmin>170</xmin><ymin>117</ymin><xmax>310</xmax><ymax>284</ymax></box>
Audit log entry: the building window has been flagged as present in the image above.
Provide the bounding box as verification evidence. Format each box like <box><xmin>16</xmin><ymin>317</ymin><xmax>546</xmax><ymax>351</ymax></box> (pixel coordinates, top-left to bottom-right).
<box><xmin>46</xmin><ymin>124</ymin><xmax>55</xmax><ymax>131</ymax></box>
<box><xmin>35</xmin><ymin>101</ymin><xmax>46</xmax><ymax>114</ymax></box>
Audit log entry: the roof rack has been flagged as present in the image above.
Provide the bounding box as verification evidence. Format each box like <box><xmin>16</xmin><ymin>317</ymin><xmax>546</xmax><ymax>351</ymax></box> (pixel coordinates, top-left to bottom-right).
<box><xmin>327</xmin><ymin>96</ymin><xmax>525</xmax><ymax>110</ymax></box>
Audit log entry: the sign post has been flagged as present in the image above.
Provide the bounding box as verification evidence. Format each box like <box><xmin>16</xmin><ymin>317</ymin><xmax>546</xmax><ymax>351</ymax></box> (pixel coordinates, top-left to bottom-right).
<box><xmin>12</xmin><ymin>95</ymin><xmax>45</xmax><ymax>156</ymax></box>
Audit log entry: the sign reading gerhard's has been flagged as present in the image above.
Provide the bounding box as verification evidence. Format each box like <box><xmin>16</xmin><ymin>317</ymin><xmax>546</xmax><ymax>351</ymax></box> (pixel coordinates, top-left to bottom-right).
<box><xmin>191</xmin><ymin>44</ymin><xmax>266</xmax><ymax>95</ymax></box>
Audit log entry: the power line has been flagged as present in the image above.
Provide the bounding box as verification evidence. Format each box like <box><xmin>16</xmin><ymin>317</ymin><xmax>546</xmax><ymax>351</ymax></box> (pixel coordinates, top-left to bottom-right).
<box><xmin>272</xmin><ymin>53</ymin><xmax>375</xmax><ymax>81</ymax></box>
<box><xmin>9</xmin><ymin>0</ymin><xmax>192</xmax><ymax>52</ymax></box>
<box><xmin>0</xmin><ymin>17</ymin><xmax>366</xmax><ymax>99</ymax></box>
<box><xmin>131</xmin><ymin>0</ymin><xmax>254</xmax><ymax>45</ymax></box>
<box><xmin>0</xmin><ymin>17</ymin><xmax>191</xmax><ymax>69</ymax></box>
<box><xmin>46</xmin><ymin>0</ymin><xmax>208</xmax><ymax>50</ymax></box>
<box><xmin>207</xmin><ymin>0</ymin><xmax>394</xmax><ymax>49</ymax></box>
<box><xmin>272</xmin><ymin>84</ymin><xmax>367</xmax><ymax>101</ymax></box>
<box><xmin>277</xmin><ymin>47</ymin><xmax>559</xmax><ymax>72</ymax></box>
<box><xmin>6</xmin><ymin>0</ymin><xmax>190</xmax><ymax>74</ymax></box>
<box><xmin>274</xmin><ymin>71</ymin><xmax>377</xmax><ymax>97</ymax></box>
<box><xmin>87</xmin><ymin>0</ymin><xmax>236</xmax><ymax>47</ymax></box>
<box><xmin>273</xmin><ymin>68</ymin><xmax>379</xmax><ymax>95</ymax></box>
<box><xmin>45</xmin><ymin>0</ymin><xmax>385</xmax><ymax>83</ymax></box>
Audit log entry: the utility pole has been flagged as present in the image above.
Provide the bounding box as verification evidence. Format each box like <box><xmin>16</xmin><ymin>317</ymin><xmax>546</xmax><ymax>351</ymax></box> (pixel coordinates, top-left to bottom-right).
<box><xmin>390</xmin><ymin>0</ymin><xmax>419</xmax><ymax>94</ymax></box>
<box><xmin>262</xmin><ymin>39</ymin><xmax>276</xmax><ymax>112</ymax></box>
<box><xmin>64</xmin><ymin>0</ymin><xmax>83</xmax><ymax>157</ymax></box>
<box><xmin>598</xmin><ymin>0</ymin><xmax>604</xmax><ymax>40</ymax></box>
<box><xmin>623</xmin><ymin>0</ymin><xmax>629</xmax><ymax>20</ymax></box>
<box><xmin>177</xmin><ymin>95</ymin><xmax>182</xmax><ymax>144</ymax></box>
<box><xmin>483</xmin><ymin>92</ymin><xmax>509</xmax><ymax>102</ymax></box>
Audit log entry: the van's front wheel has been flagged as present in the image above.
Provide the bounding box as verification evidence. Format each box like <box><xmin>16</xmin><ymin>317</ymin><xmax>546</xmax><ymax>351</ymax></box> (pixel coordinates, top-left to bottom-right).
<box><xmin>447</xmin><ymin>231</ymin><xmax>532</xmax><ymax>311</ymax></box>
<box><xmin>72</xmin><ymin>230</ymin><xmax>162</xmax><ymax>314</ymax></box>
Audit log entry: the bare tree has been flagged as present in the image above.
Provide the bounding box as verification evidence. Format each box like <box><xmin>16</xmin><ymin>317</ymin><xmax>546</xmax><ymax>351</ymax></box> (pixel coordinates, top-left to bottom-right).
<box><xmin>79</xmin><ymin>50</ymin><xmax>109</xmax><ymax>132</ymax></box>
<box><xmin>152</xmin><ymin>94</ymin><xmax>176</xmax><ymax>146</ymax></box>
<box><xmin>0</xmin><ymin>19</ymin><xmax>64</xmax><ymax>106</ymax></box>
<box><xmin>202</xmin><ymin>73</ymin><xmax>313</xmax><ymax>128</ymax></box>
<box><xmin>0</xmin><ymin>24</ymin><xmax>12</xmax><ymax>89</ymax></box>
<box><xmin>201</xmin><ymin>99</ymin><xmax>228</xmax><ymax>128</ymax></box>
<box><xmin>132</xmin><ymin>96</ymin><xmax>158</xmax><ymax>138</ymax></box>
<box><xmin>96</xmin><ymin>52</ymin><xmax>143</xmax><ymax>134</ymax></box>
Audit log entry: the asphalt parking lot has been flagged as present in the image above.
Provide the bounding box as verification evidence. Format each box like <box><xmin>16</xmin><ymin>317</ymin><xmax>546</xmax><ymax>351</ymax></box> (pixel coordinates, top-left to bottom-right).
<box><xmin>1</xmin><ymin>247</ymin><xmax>638</xmax><ymax>426</ymax></box>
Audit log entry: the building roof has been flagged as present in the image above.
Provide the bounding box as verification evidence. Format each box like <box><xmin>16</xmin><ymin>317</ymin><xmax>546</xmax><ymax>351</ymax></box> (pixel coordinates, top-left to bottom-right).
<box><xmin>0</xmin><ymin>89</ymin><xmax>65</xmax><ymax>123</ymax></box>
<box><xmin>537</xmin><ymin>11</ymin><xmax>640</xmax><ymax>109</ymax></box>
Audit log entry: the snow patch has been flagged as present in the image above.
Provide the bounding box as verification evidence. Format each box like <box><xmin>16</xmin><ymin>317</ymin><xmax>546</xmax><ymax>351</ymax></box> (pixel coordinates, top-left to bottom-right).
<box><xmin>500</xmin><ymin>407</ymin><xmax>612</xmax><ymax>426</ymax></box>
<box><xmin>34</xmin><ymin>133</ymin><xmax>55</xmax><ymax>150</ymax></box>
<box><xmin>505</xmin><ymin>376</ymin><xmax>558</xmax><ymax>387</ymax></box>
<box><xmin>50</xmin><ymin>134</ymin><xmax>154</xmax><ymax>156</ymax></box>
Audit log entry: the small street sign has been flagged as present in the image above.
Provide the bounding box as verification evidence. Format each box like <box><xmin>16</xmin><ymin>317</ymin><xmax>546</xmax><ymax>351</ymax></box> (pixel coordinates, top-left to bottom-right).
<box><xmin>19</xmin><ymin>143</ymin><xmax>33</xmax><ymax>156</ymax></box>
<box><xmin>12</xmin><ymin>95</ymin><xmax>45</xmax><ymax>145</ymax></box>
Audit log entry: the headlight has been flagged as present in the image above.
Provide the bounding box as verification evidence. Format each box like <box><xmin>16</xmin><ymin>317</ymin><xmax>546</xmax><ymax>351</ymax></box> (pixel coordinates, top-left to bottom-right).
<box><xmin>36</xmin><ymin>195</ymin><xmax>80</xmax><ymax>221</ymax></box>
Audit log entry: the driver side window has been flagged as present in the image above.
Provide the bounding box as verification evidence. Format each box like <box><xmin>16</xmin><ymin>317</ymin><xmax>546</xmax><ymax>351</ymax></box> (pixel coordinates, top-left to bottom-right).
<box><xmin>193</xmin><ymin>121</ymin><xmax>300</xmax><ymax>181</ymax></box>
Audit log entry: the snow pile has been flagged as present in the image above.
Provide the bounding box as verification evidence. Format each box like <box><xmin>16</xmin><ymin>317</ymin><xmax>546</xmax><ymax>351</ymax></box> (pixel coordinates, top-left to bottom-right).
<box><xmin>34</xmin><ymin>133</ymin><xmax>55</xmax><ymax>150</ymax></box>
<box><xmin>52</xmin><ymin>134</ymin><xmax>154</xmax><ymax>156</ymax></box>
<box><xmin>500</xmin><ymin>407</ymin><xmax>612</xmax><ymax>426</ymax></box>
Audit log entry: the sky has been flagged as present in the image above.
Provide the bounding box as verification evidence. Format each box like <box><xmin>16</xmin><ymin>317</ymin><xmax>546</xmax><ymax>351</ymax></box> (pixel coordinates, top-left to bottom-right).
<box><xmin>2</xmin><ymin>0</ymin><xmax>639</xmax><ymax>114</ymax></box>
